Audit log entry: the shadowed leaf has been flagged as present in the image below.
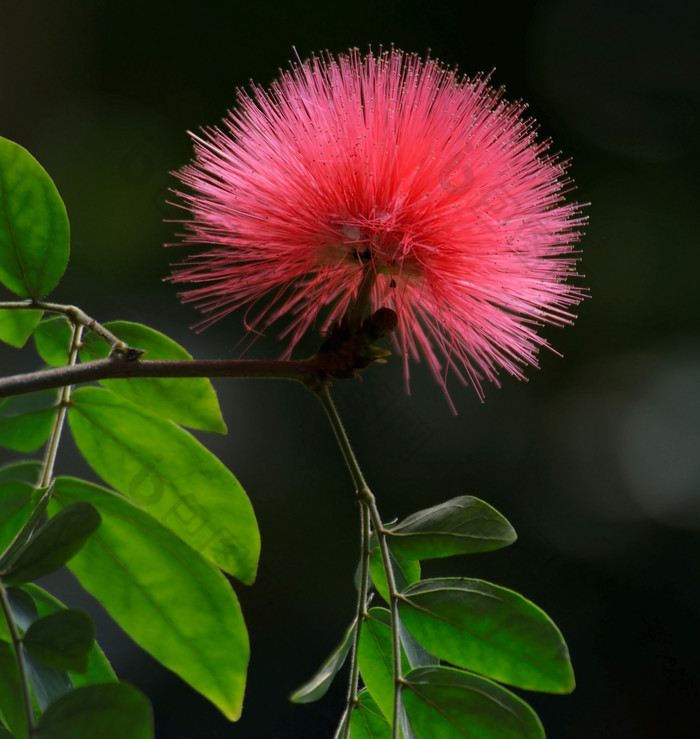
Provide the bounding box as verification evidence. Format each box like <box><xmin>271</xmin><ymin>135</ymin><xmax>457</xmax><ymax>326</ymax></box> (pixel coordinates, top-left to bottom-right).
<box><xmin>2</xmin><ymin>502</ymin><xmax>101</xmax><ymax>585</ymax></box>
<box><xmin>35</xmin><ymin>683</ymin><xmax>153</xmax><ymax>739</ymax></box>
<box><xmin>403</xmin><ymin>666</ymin><xmax>545</xmax><ymax>738</ymax></box>
<box><xmin>290</xmin><ymin>619</ymin><xmax>356</xmax><ymax>704</ymax></box>
<box><xmin>386</xmin><ymin>496</ymin><xmax>516</xmax><ymax>560</ymax></box>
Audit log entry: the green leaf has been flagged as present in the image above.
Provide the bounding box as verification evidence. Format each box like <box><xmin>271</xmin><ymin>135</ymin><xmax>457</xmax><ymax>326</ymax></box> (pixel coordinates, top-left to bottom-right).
<box><xmin>0</xmin><ymin>639</ymin><xmax>27</xmax><ymax>739</ymax></box>
<box><xmin>6</xmin><ymin>587</ymin><xmax>38</xmax><ymax>630</ymax></box>
<box><xmin>21</xmin><ymin>585</ymin><xmax>116</xmax><ymax>687</ymax></box>
<box><xmin>386</xmin><ymin>496</ymin><xmax>517</xmax><ymax>560</ymax></box>
<box><xmin>398</xmin><ymin>621</ymin><xmax>438</xmax><ymax>670</ymax></box>
<box><xmin>0</xmin><ymin>137</ymin><xmax>70</xmax><ymax>299</ymax></box>
<box><xmin>33</xmin><ymin>317</ymin><xmax>72</xmax><ymax>366</ymax></box>
<box><xmin>350</xmin><ymin>690</ymin><xmax>391</xmax><ymax>739</ymax></box>
<box><xmin>25</xmin><ymin>654</ymin><xmax>72</xmax><ymax>711</ymax></box>
<box><xmin>0</xmin><ymin>726</ymin><xmax>15</xmax><ymax>738</ymax></box>
<box><xmin>1</xmin><ymin>502</ymin><xmax>101</xmax><ymax>585</ymax></box>
<box><xmin>369</xmin><ymin>545</ymin><xmax>420</xmax><ymax>605</ymax></box>
<box><xmin>357</xmin><ymin>607</ymin><xmax>409</xmax><ymax>722</ymax></box>
<box><xmin>68</xmin><ymin>386</ymin><xmax>259</xmax><ymax>583</ymax></box>
<box><xmin>0</xmin><ymin>482</ymin><xmax>34</xmax><ymax>557</ymax></box>
<box><xmin>0</xmin><ymin>483</ymin><xmax>54</xmax><ymax>573</ymax></box>
<box><xmin>51</xmin><ymin>477</ymin><xmax>249</xmax><ymax>720</ymax></box>
<box><xmin>398</xmin><ymin>578</ymin><xmax>575</xmax><ymax>694</ymax></box>
<box><xmin>35</xmin><ymin>683</ymin><xmax>153</xmax><ymax>739</ymax></box>
<box><xmin>80</xmin><ymin>321</ymin><xmax>226</xmax><ymax>433</ymax></box>
<box><xmin>0</xmin><ymin>462</ymin><xmax>42</xmax><ymax>486</ymax></box>
<box><xmin>403</xmin><ymin>666</ymin><xmax>545</xmax><ymax>738</ymax></box>
<box><xmin>0</xmin><ymin>390</ymin><xmax>58</xmax><ymax>452</ymax></box>
<box><xmin>23</xmin><ymin>609</ymin><xmax>95</xmax><ymax>673</ymax></box>
<box><xmin>0</xmin><ymin>309</ymin><xmax>43</xmax><ymax>348</ymax></box>
<box><xmin>290</xmin><ymin>619</ymin><xmax>356</xmax><ymax>704</ymax></box>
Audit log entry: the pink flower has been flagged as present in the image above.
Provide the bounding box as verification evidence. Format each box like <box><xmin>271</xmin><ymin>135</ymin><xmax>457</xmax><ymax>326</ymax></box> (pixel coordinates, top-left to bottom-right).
<box><xmin>170</xmin><ymin>48</ymin><xmax>585</xmax><ymax>405</ymax></box>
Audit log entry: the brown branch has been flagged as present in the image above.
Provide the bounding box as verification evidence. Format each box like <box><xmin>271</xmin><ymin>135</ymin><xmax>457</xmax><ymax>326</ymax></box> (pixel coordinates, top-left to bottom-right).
<box><xmin>0</xmin><ymin>355</ymin><xmax>321</xmax><ymax>399</ymax></box>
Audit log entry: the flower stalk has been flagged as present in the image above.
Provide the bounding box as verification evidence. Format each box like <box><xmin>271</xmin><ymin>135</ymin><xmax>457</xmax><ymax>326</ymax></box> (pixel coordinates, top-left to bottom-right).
<box><xmin>315</xmin><ymin>384</ymin><xmax>404</xmax><ymax>738</ymax></box>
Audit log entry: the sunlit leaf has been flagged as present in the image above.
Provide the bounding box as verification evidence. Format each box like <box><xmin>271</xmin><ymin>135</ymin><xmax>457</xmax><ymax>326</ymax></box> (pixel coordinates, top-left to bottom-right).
<box><xmin>51</xmin><ymin>477</ymin><xmax>249</xmax><ymax>720</ymax></box>
<box><xmin>68</xmin><ymin>386</ymin><xmax>259</xmax><ymax>583</ymax></box>
<box><xmin>399</xmin><ymin>578</ymin><xmax>575</xmax><ymax>694</ymax></box>
<box><xmin>357</xmin><ymin>608</ymin><xmax>409</xmax><ymax>722</ymax></box>
<box><xmin>369</xmin><ymin>545</ymin><xmax>420</xmax><ymax>605</ymax></box>
<box><xmin>350</xmin><ymin>690</ymin><xmax>391</xmax><ymax>739</ymax></box>
<box><xmin>290</xmin><ymin>619</ymin><xmax>355</xmax><ymax>704</ymax></box>
<box><xmin>33</xmin><ymin>317</ymin><xmax>72</xmax><ymax>366</ymax></box>
<box><xmin>80</xmin><ymin>321</ymin><xmax>226</xmax><ymax>433</ymax></box>
<box><xmin>24</xmin><ymin>609</ymin><xmax>95</xmax><ymax>673</ymax></box>
<box><xmin>0</xmin><ymin>309</ymin><xmax>43</xmax><ymax>348</ymax></box>
<box><xmin>0</xmin><ymin>137</ymin><xmax>70</xmax><ymax>299</ymax></box>
<box><xmin>0</xmin><ymin>639</ymin><xmax>27</xmax><ymax>739</ymax></box>
<box><xmin>403</xmin><ymin>666</ymin><xmax>546</xmax><ymax>738</ymax></box>
<box><xmin>386</xmin><ymin>496</ymin><xmax>517</xmax><ymax>560</ymax></box>
<box><xmin>35</xmin><ymin>683</ymin><xmax>153</xmax><ymax>739</ymax></box>
<box><xmin>0</xmin><ymin>390</ymin><xmax>58</xmax><ymax>452</ymax></box>
<box><xmin>1</xmin><ymin>502</ymin><xmax>101</xmax><ymax>585</ymax></box>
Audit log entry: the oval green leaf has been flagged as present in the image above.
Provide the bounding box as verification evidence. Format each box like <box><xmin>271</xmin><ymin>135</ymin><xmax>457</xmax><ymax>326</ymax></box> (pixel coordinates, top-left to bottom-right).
<box><xmin>33</xmin><ymin>317</ymin><xmax>72</xmax><ymax>366</ymax></box>
<box><xmin>20</xmin><ymin>585</ymin><xmax>116</xmax><ymax>687</ymax></box>
<box><xmin>51</xmin><ymin>477</ymin><xmax>249</xmax><ymax>720</ymax></box>
<box><xmin>23</xmin><ymin>609</ymin><xmax>95</xmax><ymax>673</ymax></box>
<box><xmin>35</xmin><ymin>683</ymin><xmax>153</xmax><ymax>739</ymax></box>
<box><xmin>0</xmin><ymin>309</ymin><xmax>43</xmax><ymax>348</ymax></box>
<box><xmin>0</xmin><ymin>137</ymin><xmax>70</xmax><ymax>299</ymax></box>
<box><xmin>0</xmin><ymin>482</ymin><xmax>34</xmax><ymax>557</ymax></box>
<box><xmin>350</xmin><ymin>690</ymin><xmax>391</xmax><ymax>739</ymax></box>
<box><xmin>68</xmin><ymin>386</ymin><xmax>258</xmax><ymax>583</ymax></box>
<box><xmin>2</xmin><ymin>502</ymin><xmax>101</xmax><ymax>585</ymax></box>
<box><xmin>25</xmin><ymin>654</ymin><xmax>72</xmax><ymax>711</ymax></box>
<box><xmin>386</xmin><ymin>496</ymin><xmax>517</xmax><ymax>560</ymax></box>
<box><xmin>0</xmin><ymin>390</ymin><xmax>58</xmax><ymax>452</ymax></box>
<box><xmin>0</xmin><ymin>639</ymin><xmax>27</xmax><ymax>739</ymax></box>
<box><xmin>399</xmin><ymin>578</ymin><xmax>575</xmax><ymax>694</ymax></box>
<box><xmin>79</xmin><ymin>321</ymin><xmax>226</xmax><ymax>433</ymax></box>
<box><xmin>290</xmin><ymin>619</ymin><xmax>356</xmax><ymax>704</ymax></box>
<box><xmin>369</xmin><ymin>545</ymin><xmax>420</xmax><ymax>605</ymax></box>
<box><xmin>0</xmin><ymin>483</ymin><xmax>54</xmax><ymax>573</ymax></box>
<box><xmin>0</xmin><ymin>462</ymin><xmax>42</xmax><ymax>486</ymax></box>
<box><xmin>403</xmin><ymin>666</ymin><xmax>545</xmax><ymax>738</ymax></box>
<box><xmin>357</xmin><ymin>608</ymin><xmax>409</xmax><ymax>722</ymax></box>
<box><xmin>6</xmin><ymin>586</ymin><xmax>38</xmax><ymax>630</ymax></box>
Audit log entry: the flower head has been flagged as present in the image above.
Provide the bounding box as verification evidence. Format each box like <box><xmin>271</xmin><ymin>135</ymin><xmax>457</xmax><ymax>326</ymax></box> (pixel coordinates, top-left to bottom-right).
<box><xmin>170</xmin><ymin>48</ymin><xmax>585</xmax><ymax>405</ymax></box>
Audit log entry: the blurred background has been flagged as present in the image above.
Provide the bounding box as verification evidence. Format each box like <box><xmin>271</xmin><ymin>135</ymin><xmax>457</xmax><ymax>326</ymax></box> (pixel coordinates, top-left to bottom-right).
<box><xmin>1</xmin><ymin>0</ymin><xmax>699</xmax><ymax>736</ymax></box>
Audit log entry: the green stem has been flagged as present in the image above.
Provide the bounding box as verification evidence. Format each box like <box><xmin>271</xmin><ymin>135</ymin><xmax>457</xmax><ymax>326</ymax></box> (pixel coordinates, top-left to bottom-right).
<box><xmin>0</xmin><ymin>299</ymin><xmax>130</xmax><ymax>354</ymax></box>
<box><xmin>314</xmin><ymin>384</ymin><xmax>403</xmax><ymax>739</ymax></box>
<box><xmin>0</xmin><ymin>582</ymin><xmax>35</xmax><ymax>737</ymax></box>
<box><xmin>39</xmin><ymin>323</ymin><xmax>83</xmax><ymax>487</ymax></box>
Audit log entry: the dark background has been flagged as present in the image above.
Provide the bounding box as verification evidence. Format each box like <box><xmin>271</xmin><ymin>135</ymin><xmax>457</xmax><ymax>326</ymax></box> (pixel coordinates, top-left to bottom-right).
<box><xmin>2</xmin><ymin>1</ymin><xmax>700</xmax><ymax>737</ymax></box>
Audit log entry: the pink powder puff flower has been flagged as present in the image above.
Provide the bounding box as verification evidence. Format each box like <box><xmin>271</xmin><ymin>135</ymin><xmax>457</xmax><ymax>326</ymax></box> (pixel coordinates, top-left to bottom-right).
<box><xmin>170</xmin><ymin>48</ymin><xmax>585</xmax><ymax>407</ymax></box>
